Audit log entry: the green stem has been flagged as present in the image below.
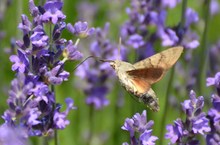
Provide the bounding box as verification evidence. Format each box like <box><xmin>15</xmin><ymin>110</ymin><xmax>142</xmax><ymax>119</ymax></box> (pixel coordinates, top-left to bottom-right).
<box><xmin>42</xmin><ymin>137</ymin><xmax>49</xmax><ymax>145</ymax></box>
<box><xmin>198</xmin><ymin>0</ymin><xmax>210</xmax><ymax>95</ymax></box>
<box><xmin>39</xmin><ymin>0</ymin><xmax>45</xmax><ymax>6</ymax></box>
<box><xmin>51</xmin><ymin>85</ymin><xmax>58</xmax><ymax>145</ymax></box>
<box><xmin>87</xmin><ymin>106</ymin><xmax>95</xmax><ymax>145</ymax></box>
<box><xmin>54</xmin><ymin>129</ymin><xmax>58</xmax><ymax>145</ymax></box>
<box><xmin>180</xmin><ymin>0</ymin><xmax>187</xmax><ymax>28</ymax></box>
<box><xmin>49</xmin><ymin>23</ymin><xmax>53</xmax><ymax>51</ymax></box>
<box><xmin>159</xmin><ymin>67</ymin><xmax>175</xmax><ymax>145</ymax></box>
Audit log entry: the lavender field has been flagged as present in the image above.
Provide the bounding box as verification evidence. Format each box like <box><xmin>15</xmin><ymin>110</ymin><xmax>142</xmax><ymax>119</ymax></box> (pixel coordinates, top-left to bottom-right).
<box><xmin>0</xmin><ymin>0</ymin><xmax>220</xmax><ymax>145</ymax></box>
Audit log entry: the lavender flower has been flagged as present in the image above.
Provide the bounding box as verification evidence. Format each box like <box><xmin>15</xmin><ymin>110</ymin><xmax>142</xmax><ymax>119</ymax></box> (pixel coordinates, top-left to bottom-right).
<box><xmin>122</xmin><ymin>110</ymin><xmax>158</xmax><ymax>145</ymax></box>
<box><xmin>165</xmin><ymin>119</ymin><xmax>184</xmax><ymax>144</ymax></box>
<box><xmin>210</xmin><ymin>0</ymin><xmax>220</xmax><ymax>15</ymax></box>
<box><xmin>0</xmin><ymin>124</ymin><xmax>28</xmax><ymax>145</ymax></box>
<box><xmin>44</xmin><ymin>62</ymin><xmax>70</xmax><ymax>85</ymax></box>
<box><xmin>67</xmin><ymin>21</ymin><xmax>95</xmax><ymax>38</ymax></box>
<box><xmin>9</xmin><ymin>49</ymin><xmax>29</xmax><ymax>73</ymax></box>
<box><xmin>206</xmin><ymin>75</ymin><xmax>220</xmax><ymax>144</ymax></box>
<box><xmin>206</xmin><ymin>94</ymin><xmax>220</xmax><ymax>144</ymax></box>
<box><xmin>30</xmin><ymin>25</ymin><xmax>49</xmax><ymax>49</ymax></box>
<box><xmin>126</xmin><ymin>34</ymin><xmax>145</xmax><ymax>49</ymax></box>
<box><xmin>53</xmin><ymin>98</ymin><xmax>76</xmax><ymax>129</ymax></box>
<box><xmin>120</xmin><ymin>0</ymin><xmax>200</xmax><ymax>62</ymax></box>
<box><xmin>5</xmin><ymin>0</ymin><xmax>91</xmax><ymax>137</ymax></box>
<box><xmin>62</xmin><ymin>40</ymin><xmax>83</xmax><ymax>61</ymax></box>
<box><xmin>165</xmin><ymin>90</ymin><xmax>211</xmax><ymax>144</ymax></box>
<box><xmin>41</xmin><ymin>1</ymin><xmax>66</xmax><ymax>24</ymax></box>
<box><xmin>207</xmin><ymin>72</ymin><xmax>220</xmax><ymax>96</ymax></box>
<box><xmin>161</xmin><ymin>0</ymin><xmax>181</xmax><ymax>9</ymax></box>
<box><xmin>75</xmin><ymin>23</ymin><xmax>118</xmax><ymax>109</ymax></box>
<box><xmin>158</xmin><ymin>27</ymin><xmax>179</xmax><ymax>47</ymax></box>
<box><xmin>85</xmin><ymin>87</ymin><xmax>109</xmax><ymax>109</ymax></box>
<box><xmin>18</xmin><ymin>14</ymin><xmax>32</xmax><ymax>35</ymax></box>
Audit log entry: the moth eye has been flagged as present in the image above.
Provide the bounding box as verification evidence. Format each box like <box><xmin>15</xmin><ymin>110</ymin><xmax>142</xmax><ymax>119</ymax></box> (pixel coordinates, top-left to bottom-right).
<box><xmin>110</xmin><ymin>62</ymin><xmax>115</xmax><ymax>69</ymax></box>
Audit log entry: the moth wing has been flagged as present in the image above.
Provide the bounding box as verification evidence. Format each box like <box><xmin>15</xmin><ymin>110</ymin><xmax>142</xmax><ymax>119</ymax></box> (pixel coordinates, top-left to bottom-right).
<box><xmin>130</xmin><ymin>77</ymin><xmax>151</xmax><ymax>94</ymax></box>
<box><xmin>127</xmin><ymin>67</ymin><xmax>166</xmax><ymax>84</ymax></box>
<box><xmin>133</xmin><ymin>46</ymin><xmax>183</xmax><ymax>70</ymax></box>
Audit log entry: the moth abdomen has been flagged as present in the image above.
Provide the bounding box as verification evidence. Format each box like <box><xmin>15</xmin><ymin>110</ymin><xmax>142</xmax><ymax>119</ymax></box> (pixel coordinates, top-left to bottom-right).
<box><xmin>139</xmin><ymin>89</ymin><xmax>160</xmax><ymax>112</ymax></box>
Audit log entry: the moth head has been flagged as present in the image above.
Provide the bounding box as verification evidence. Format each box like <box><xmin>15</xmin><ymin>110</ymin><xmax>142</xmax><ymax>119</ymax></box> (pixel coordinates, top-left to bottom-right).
<box><xmin>109</xmin><ymin>60</ymin><xmax>121</xmax><ymax>70</ymax></box>
<box><xmin>109</xmin><ymin>61</ymin><xmax>116</xmax><ymax>69</ymax></box>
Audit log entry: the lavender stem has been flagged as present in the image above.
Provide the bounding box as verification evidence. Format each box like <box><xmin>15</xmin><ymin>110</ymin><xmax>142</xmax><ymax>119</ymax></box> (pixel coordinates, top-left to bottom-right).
<box><xmin>198</xmin><ymin>0</ymin><xmax>210</xmax><ymax>95</ymax></box>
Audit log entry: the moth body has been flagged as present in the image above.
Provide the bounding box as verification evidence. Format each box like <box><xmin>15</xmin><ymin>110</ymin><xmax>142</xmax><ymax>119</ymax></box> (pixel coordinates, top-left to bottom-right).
<box><xmin>106</xmin><ymin>46</ymin><xmax>183</xmax><ymax>112</ymax></box>
<box><xmin>110</xmin><ymin>60</ymin><xmax>138</xmax><ymax>94</ymax></box>
<box><xmin>109</xmin><ymin>60</ymin><xmax>160</xmax><ymax>111</ymax></box>
<box><xmin>140</xmin><ymin>89</ymin><xmax>159</xmax><ymax>112</ymax></box>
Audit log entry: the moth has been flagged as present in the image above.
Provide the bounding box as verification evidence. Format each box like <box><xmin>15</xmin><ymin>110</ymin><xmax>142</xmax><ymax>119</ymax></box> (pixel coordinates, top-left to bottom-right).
<box><xmin>100</xmin><ymin>46</ymin><xmax>183</xmax><ymax>112</ymax></box>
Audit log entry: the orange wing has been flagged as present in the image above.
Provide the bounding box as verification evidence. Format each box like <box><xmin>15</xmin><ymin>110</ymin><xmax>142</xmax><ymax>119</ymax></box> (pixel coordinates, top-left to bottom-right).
<box><xmin>130</xmin><ymin>77</ymin><xmax>151</xmax><ymax>94</ymax></box>
<box><xmin>127</xmin><ymin>67</ymin><xmax>165</xmax><ymax>85</ymax></box>
<box><xmin>127</xmin><ymin>46</ymin><xmax>183</xmax><ymax>85</ymax></box>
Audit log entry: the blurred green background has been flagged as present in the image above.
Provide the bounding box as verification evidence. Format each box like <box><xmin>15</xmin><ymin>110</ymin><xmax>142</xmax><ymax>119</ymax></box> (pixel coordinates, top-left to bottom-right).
<box><xmin>0</xmin><ymin>0</ymin><xmax>220</xmax><ymax>145</ymax></box>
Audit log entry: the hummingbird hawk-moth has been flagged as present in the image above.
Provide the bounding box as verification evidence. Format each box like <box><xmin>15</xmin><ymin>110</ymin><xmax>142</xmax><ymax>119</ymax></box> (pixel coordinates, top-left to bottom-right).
<box><xmin>100</xmin><ymin>46</ymin><xmax>183</xmax><ymax>112</ymax></box>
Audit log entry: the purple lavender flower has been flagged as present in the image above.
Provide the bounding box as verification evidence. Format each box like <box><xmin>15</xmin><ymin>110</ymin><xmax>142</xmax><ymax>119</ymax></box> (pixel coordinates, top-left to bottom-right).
<box><xmin>140</xmin><ymin>130</ymin><xmax>158</xmax><ymax>145</ymax></box>
<box><xmin>121</xmin><ymin>0</ymin><xmax>200</xmax><ymax>61</ymax></box>
<box><xmin>126</xmin><ymin>34</ymin><xmax>145</xmax><ymax>49</ymax></box>
<box><xmin>158</xmin><ymin>27</ymin><xmax>179</xmax><ymax>47</ymax></box>
<box><xmin>75</xmin><ymin>23</ymin><xmax>117</xmax><ymax>109</ymax></box>
<box><xmin>207</xmin><ymin>72</ymin><xmax>220</xmax><ymax>96</ymax></box>
<box><xmin>185</xmin><ymin>8</ymin><xmax>199</xmax><ymax>27</ymax></box>
<box><xmin>29</xmin><ymin>0</ymin><xmax>38</xmax><ymax>17</ymax></box>
<box><xmin>53</xmin><ymin>98</ymin><xmax>76</xmax><ymax>129</ymax></box>
<box><xmin>210</xmin><ymin>0</ymin><xmax>220</xmax><ymax>15</ymax></box>
<box><xmin>165</xmin><ymin>90</ymin><xmax>211</xmax><ymax>144</ymax></box>
<box><xmin>67</xmin><ymin>21</ymin><xmax>95</xmax><ymax>38</ymax></box>
<box><xmin>122</xmin><ymin>110</ymin><xmax>158</xmax><ymax>145</ymax></box>
<box><xmin>0</xmin><ymin>124</ymin><xmax>28</xmax><ymax>145</ymax></box>
<box><xmin>161</xmin><ymin>0</ymin><xmax>181</xmax><ymax>9</ymax></box>
<box><xmin>18</xmin><ymin>14</ymin><xmax>32</xmax><ymax>35</ymax></box>
<box><xmin>30</xmin><ymin>25</ymin><xmax>49</xmax><ymax>49</ymax></box>
<box><xmin>206</xmin><ymin>94</ymin><xmax>220</xmax><ymax>144</ymax></box>
<box><xmin>44</xmin><ymin>62</ymin><xmax>70</xmax><ymax>85</ymax></box>
<box><xmin>31</xmin><ymin>82</ymin><xmax>50</xmax><ymax>103</ymax></box>
<box><xmin>165</xmin><ymin>119</ymin><xmax>184</xmax><ymax>144</ymax></box>
<box><xmin>27</xmin><ymin>107</ymin><xmax>41</xmax><ymax>125</ymax></box>
<box><xmin>41</xmin><ymin>1</ymin><xmax>66</xmax><ymax>24</ymax></box>
<box><xmin>181</xmin><ymin>30</ymin><xmax>199</xmax><ymax>49</ymax></box>
<box><xmin>4</xmin><ymin>0</ymin><xmax>91</xmax><ymax>138</ymax></box>
<box><xmin>9</xmin><ymin>49</ymin><xmax>29</xmax><ymax>73</ymax></box>
<box><xmin>63</xmin><ymin>40</ymin><xmax>83</xmax><ymax>61</ymax></box>
<box><xmin>85</xmin><ymin>87</ymin><xmax>109</xmax><ymax>109</ymax></box>
<box><xmin>207</xmin><ymin>72</ymin><xmax>220</xmax><ymax>87</ymax></box>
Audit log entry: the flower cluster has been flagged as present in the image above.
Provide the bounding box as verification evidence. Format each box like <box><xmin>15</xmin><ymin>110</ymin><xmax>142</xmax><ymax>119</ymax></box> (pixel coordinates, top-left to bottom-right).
<box><xmin>0</xmin><ymin>123</ymin><xmax>28</xmax><ymax>145</ymax></box>
<box><xmin>206</xmin><ymin>72</ymin><xmax>220</xmax><ymax>144</ymax></box>
<box><xmin>75</xmin><ymin>23</ymin><xmax>118</xmax><ymax>109</ymax></box>
<box><xmin>206</xmin><ymin>94</ymin><xmax>220</xmax><ymax>144</ymax></box>
<box><xmin>165</xmin><ymin>90</ymin><xmax>211</xmax><ymax>144</ymax></box>
<box><xmin>122</xmin><ymin>110</ymin><xmax>158</xmax><ymax>145</ymax></box>
<box><xmin>120</xmin><ymin>0</ymin><xmax>199</xmax><ymax>60</ymax></box>
<box><xmin>3</xmin><ymin>0</ymin><xmax>93</xmax><ymax>137</ymax></box>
